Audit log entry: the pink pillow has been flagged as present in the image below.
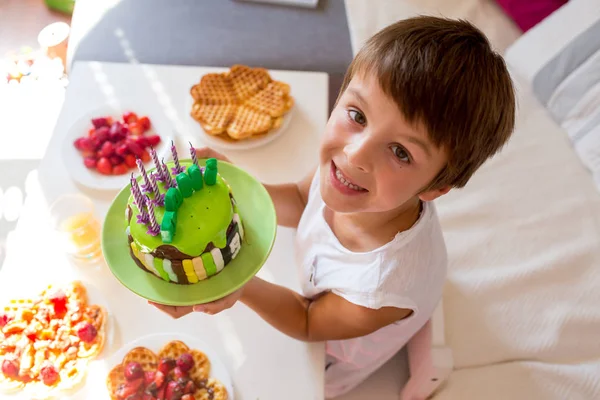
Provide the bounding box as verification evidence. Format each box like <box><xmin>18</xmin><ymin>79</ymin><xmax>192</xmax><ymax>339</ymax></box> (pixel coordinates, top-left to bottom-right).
<box><xmin>496</xmin><ymin>0</ymin><xmax>568</xmax><ymax>32</ymax></box>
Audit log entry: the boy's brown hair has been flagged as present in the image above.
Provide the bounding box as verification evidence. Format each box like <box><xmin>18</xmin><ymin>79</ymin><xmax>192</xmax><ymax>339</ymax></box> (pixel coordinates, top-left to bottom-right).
<box><xmin>338</xmin><ymin>16</ymin><xmax>516</xmax><ymax>189</ymax></box>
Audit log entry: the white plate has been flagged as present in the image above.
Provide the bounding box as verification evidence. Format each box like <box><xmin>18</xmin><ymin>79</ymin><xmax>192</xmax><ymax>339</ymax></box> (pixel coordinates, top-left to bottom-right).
<box><xmin>62</xmin><ymin>100</ymin><xmax>173</xmax><ymax>191</ymax></box>
<box><xmin>185</xmin><ymin>94</ymin><xmax>293</xmax><ymax>151</ymax></box>
<box><xmin>103</xmin><ymin>332</ymin><xmax>234</xmax><ymax>399</ymax></box>
<box><xmin>0</xmin><ymin>280</ymin><xmax>115</xmax><ymax>400</ymax></box>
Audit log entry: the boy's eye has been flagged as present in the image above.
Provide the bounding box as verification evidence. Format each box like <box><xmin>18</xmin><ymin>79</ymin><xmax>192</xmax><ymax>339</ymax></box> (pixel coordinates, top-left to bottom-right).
<box><xmin>348</xmin><ymin>109</ymin><xmax>366</xmax><ymax>125</ymax></box>
<box><xmin>391</xmin><ymin>145</ymin><xmax>410</xmax><ymax>163</ymax></box>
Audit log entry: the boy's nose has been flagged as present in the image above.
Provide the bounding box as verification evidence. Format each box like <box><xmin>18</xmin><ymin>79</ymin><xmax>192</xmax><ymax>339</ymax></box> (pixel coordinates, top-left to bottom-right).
<box><xmin>343</xmin><ymin>137</ymin><xmax>372</xmax><ymax>173</ymax></box>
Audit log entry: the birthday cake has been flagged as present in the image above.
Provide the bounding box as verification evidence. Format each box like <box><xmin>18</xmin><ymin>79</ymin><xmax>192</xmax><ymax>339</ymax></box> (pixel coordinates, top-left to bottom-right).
<box><xmin>125</xmin><ymin>144</ymin><xmax>244</xmax><ymax>285</ymax></box>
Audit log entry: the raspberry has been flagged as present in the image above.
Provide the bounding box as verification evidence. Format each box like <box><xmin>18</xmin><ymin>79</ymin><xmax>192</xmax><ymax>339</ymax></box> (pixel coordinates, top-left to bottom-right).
<box><xmin>76</xmin><ymin>322</ymin><xmax>97</xmax><ymax>343</ymax></box>
<box><xmin>176</xmin><ymin>353</ymin><xmax>194</xmax><ymax>373</ymax></box>
<box><xmin>124</xmin><ymin>362</ymin><xmax>144</xmax><ymax>381</ymax></box>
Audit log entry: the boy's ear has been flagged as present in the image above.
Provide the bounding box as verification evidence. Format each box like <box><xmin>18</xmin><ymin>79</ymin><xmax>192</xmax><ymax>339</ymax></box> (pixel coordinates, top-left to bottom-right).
<box><xmin>418</xmin><ymin>185</ymin><xmax>451</xmax><ymax>202</ymax></box>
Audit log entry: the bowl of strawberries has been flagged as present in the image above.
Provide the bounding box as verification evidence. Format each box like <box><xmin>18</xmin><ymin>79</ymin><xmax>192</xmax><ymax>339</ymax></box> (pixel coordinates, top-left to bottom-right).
<box><xmin>63</xmin><ymin>102</ymin><xmax>172</xmax><ymax>190</ymax></box>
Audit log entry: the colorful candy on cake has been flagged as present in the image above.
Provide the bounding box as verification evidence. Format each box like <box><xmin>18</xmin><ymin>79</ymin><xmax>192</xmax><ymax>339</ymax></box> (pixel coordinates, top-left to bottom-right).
<box><xmin>126</xmin><ymin>142</ymin><xmax>244</xmax><ymax>285</ymax></box>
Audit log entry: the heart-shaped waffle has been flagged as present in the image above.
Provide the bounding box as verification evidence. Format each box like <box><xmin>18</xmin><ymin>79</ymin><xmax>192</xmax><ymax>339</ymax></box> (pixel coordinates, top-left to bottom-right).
<box><xmin>194</xmin><ymin>377</ymin><xmax>228</xmax><ymax>400</ymax></box>
<box><xmin>107</xmin><ymin>340</ymin><xmax>224</xmax><ymax>399</ymax></box>
<box><xmin>0</xmin><ymin>281</ymin><xmax>106</xmax><ymax>398</ymax></box>
<box><xmin>122</xmin><ymin>347</ymin><xmax>158</xmax><ymax>372</ymax></box>
<box><xmin>189</xmin><ymin>64</ymin><xmax>294</xmax><ymax>142</ymax></box>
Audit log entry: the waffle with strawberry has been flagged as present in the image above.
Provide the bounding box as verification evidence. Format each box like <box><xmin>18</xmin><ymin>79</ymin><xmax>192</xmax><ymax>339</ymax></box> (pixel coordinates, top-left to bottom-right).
<box><xmin>0</xmin><ymin>281</ymin><xmax>107</xmax><ymax>398</ymax></box>
<box><xmin>107</xmin><ymin>340</ymin><xmax>227</xmax><ymax>400</ymax></box>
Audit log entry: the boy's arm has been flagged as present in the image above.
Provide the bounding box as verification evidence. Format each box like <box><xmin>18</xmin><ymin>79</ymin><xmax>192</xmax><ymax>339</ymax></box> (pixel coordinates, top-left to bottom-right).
<box><xmin>238</xmin><ymin>276</ymin><xmax>412</xmax><ymax>342</ymax></box>
<box><xmin>263</xmin><ymin>166</ymin><xmax>316</xmax><ymax>228</ymax></box>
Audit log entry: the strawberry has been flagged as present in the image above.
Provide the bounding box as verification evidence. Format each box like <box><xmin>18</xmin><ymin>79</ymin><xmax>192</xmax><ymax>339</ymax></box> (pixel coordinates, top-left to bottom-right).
<box><xmin>97</xmin><ymin>157</ymin><xmax>113</xmax><ymax>175</ymax></box>
<box><xmin>0</xmin><ymin>313</ymin><xmax>11</xmax><ymax>327</ymax></box>
<box><xmin>144</xmin><ymin>371</ymin><xmax>156</xmax><ymax>387</ymax></box>
<box><xmin>129</xmin><ymin>122</ymin><xmax>143</xmax><ymax>136</ymax></box>
<box><xmin>110</xmin><ymin>121</ymin><xmax>127</xmax><ymax>142</ymax></box>
<box><xmin>138</xmin><ymin>116</ymin><xmax>151</xmax><ymax>131</ymax></box>
<box><xmin>134</xmin><ymin>136</ymin><xmax>149</xmax><ymax>148</ymax></box>
<box><xmin>142</xmin><ymin>394</ymin><xmax>157</xmax><ymax>400</ymax></box>
<box><xmin>113</xmin><ymin>164</ymin><xmax>129</xmax><ymax>175</ymax></box>
<box><xmin>83</xmin><ymin>156</ymin><xmax>97</xmax><ymax>169</ymax></box>
<box><xmin>48</xmin><ymin>289</ymin><xmax>68</xmax><ymax>315</ymax></box>
<box><xmin>116</xmin><ymin>143</ymin><xmax>130</xmax><ymax>156</ymax></box>
<box><xmin>116</xmin><ymin>378</ymin><xmax>144</xmax><ymax>399</ymax></box>
<box><xmin>158</xmin><ymin>358</ymin><xmax>176</xmax><ymax>375</ymax></box>
<box><xmin>181</xmin><ymin>395</ymin><xmax>195</xmax><ymax>400</ymax></box>
<box><xmin>125</xmin><ymin>362</ymin><xmax>144</xmax><ymax>381</ymax></box>
<box><xmin>95</xmin><ymin>126</ymin><xmax>110</xmax><ymax>143</ymax></box>
<box><xmin>156</xmin><ymin>384</ymin><xmax>166</xmax><ymax>400</ymax></box>
<box><xmin>124</xmin><ymin>154</ymin><xmax>137</xmax><ymax>168</ymax></box>
<box><xmin>88</xmin><ymin>128</ymin><xmax>96</xmax><ymax>137</ymax></box>
<box><xmin>81</xmin><ymin>149</ymin><xmax>98</xmax><ymax>159</ymax></box>
<box><xmin>126</xmin><ymin>140</ymin><xmax>144</xmax><ymax>157</ymax></box>
<box><xmin>99</xmin><ymin>141</ymin><xmax>115</xmax><ymax>158</ymax></box>
<box><xmin>125</xmin><ymin>395</ymin><xmax>142</xmax><ymax>400</ymax></box>
<box><xmin>92</xmin><ymin>117</ymin><xmax>110</xmax><ymax>128</ymax></box>
<box><xmin>176</xmin><ymin>354</ymin><xmax>194</xmax><ymax>373</ymax></box>
<box><xmin>153</xmin><ymin>370</ymin><xmax>166</xmax><ymax>387</ymax></box>
<box><xmin>76</xmin><ymin>322</ymin><xmax>97</xmax><ymax>343</ymax></box>
<box><xmin>40</xmin><ymin>363</ymin><xmax>59</xmax><ymax>386</ymax></box>
<box><xmin>74</xmin><ymin>137</ymin><xmax>87</xmax><ymax>151</ymax></box>
<box><xmin>182</xmin><ymin>380</ymin><xmax>195</xmax><ymax>395</ymax></box>
<box><xmin>146</xmin><ymin>135</ymin><xmax>161</xmax><ymax>147</ymax></box>
<box><xmin>165</xmin><ymin>380</ymin><xmax>183</xmax><ymax>400</ymax></box>
<box><xmin>1</xmin><ymin>359</ymin><xmax>19</xmax><ymax>378</ymax></box>
<box><xmin>141</xmin><ymin>150</ymin><xmax>151</xmax><ymax>163</ymax></box>
<box><xmin>110</xmin><ymin>155</ymin><xmax>124</xmax><ymax>165</ymax></box>
<box><xmin>173</xmin><ymin>367</ymin><xmax>187</xmax><ymax>380</ymax></box>
<box><xmin>123</xmin><ymin>112</ymin><xmax>138</xmax><ymax>124</ymax></box>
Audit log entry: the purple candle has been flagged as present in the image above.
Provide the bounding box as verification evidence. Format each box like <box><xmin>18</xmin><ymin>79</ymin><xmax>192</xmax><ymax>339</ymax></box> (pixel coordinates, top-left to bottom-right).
<box><xmin>136</xmin><ymin>158</ymin><xmax>152</xmax><ymax>193</ymax></box>
<box><xmin>150</xmin><ymin>174</ymin><xmax>165</xmax><ymax>206</ymax></box>
<box><xmin>150</xmin><ymin>147</ymin><xmax>165</xmax><ymax>182</ymax></box>
<box><xmin>170</xmin><ymin>140</ymin><xmax>185</xmax><ymax>174</ymax></box>
<box><xmin>189</xmin><ymin>142</ymin><xmax>198</xmax><ymax>167</ymax></box>
<box><xmin>146</xmin><ymin>201</ymin><xmax>160</xmax><ymax>236</ymax></box>
<box><xmin>130</xmin><ymin>174</ymin><xmax>149</xmax><ymax>224</ymax></box>
<box><xmin>162</xmin><ymin>159</ymin><xmax>176</xmax><ymax>188</ymax></box>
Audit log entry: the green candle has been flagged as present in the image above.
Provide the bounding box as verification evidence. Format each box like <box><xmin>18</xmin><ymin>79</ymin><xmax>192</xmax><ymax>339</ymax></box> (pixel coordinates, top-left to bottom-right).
<box><xmin>176</xmin><ymin>173</ymin><xmax>194</xmax><ymax>197</ymax></box>
<box><xmin>165</xmin><ymin>187</ymin><xmax>183</xmax><ymax>212</ymax></box>
<box><xmin>160</xmin><ymin>211</ymin><xmax>177</xmax><ymax>243</ymax></box>
<box><xmin>204</xmin><ymin>158</ymin><xmax>218</xmax><ymax>186</ymax></box>
<box><xmin>188</xmin><ymin>164</ymin><xmax>204</xmax><ymax>191</ymax></box>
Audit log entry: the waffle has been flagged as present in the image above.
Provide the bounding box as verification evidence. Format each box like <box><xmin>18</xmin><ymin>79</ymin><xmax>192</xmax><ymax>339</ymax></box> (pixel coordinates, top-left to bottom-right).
<box><xmin>122</xmin><ymin>347</ymin><xmax>158</xmax><ymax>372</ymax></box>
<box><xmin>0</xmin><ymin>281</ymin><xmax>106</xmax><ymax>398</ymax></box>
<box><xmin>195</xmin><ymin>377</ymin><xmax>228</xmax><ymax>400</ymax></box>
<box><xmin>191</xmin><ymin>103</ymin><xmax>237</xmax><ymax>135</ymax></box>
<box><xmin>107</xmin><ymin>340</ymin><xmax>224</xmax><ymax>399</ymax></box>
<box><xmin>190</xmin><ymin>73</ymin><xmax>238</xmax><ymax>105</ymax></box>
<box><xmin>106</xmin><ymin>364</ymin><xmax>126</xmax><ymax>400</ymax></box>
<box><xmin>189</xmin><ymin>64</ymin><xmax>294</xmax><ymax>141</ymax></box>
<box><xmin>227</xmin><ymin>105</ymin><xmax>274</xmax><ymax>139</ymax></box>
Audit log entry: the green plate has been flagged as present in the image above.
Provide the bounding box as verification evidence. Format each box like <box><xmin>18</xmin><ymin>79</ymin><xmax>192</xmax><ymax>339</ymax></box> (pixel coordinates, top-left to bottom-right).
<box><xmin>102</xmin><ymin>159</ymin><xmax>277</xmax><ymax>306</ymax></box>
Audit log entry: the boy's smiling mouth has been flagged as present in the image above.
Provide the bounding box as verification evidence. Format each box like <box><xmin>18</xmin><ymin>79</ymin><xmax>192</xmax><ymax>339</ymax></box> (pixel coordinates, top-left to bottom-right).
<box><xmin>330</xmin><ymin>161</ymin><xmax>368</xmax><ymax>194</ymax></box>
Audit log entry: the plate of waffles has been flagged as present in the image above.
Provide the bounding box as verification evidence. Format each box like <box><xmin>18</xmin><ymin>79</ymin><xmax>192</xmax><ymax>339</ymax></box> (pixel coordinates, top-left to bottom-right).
<box><xmin>0</xmin><ymin>280</ymin><xmax>113</xmax><ymax>400</ymax></box>
<box><xmin>186</xmin><ymin>64</ymin><xmax>295</xmax><ymax>150</ymax></box>
<box><xmin>104</xmin><ymin>332</ymin><xmax>233</xmax><ymax>400</ymax></box>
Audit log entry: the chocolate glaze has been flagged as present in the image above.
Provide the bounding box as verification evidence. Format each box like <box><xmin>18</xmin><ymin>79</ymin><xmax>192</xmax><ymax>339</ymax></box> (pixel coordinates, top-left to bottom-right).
<box><xmin>196</xmin><ymin>379</ymin><xmax>215</xmax><ymax>400</ymax></box>
<box><xmin>170</xmin><ymin>259</ymin><xmax>188</xmax><ymax>285</ymax></box>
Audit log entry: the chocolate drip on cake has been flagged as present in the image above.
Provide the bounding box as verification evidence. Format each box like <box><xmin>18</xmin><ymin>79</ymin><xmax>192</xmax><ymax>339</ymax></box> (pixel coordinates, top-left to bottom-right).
<box><xmin>222</xmin><ymin>223</ymin><xmax>240</xmax><ymax>265</ymax></box>
<box><xmin>170</xmin><ymin>259</ymin><xmax>188</xmax><ymax>284</ymax></box>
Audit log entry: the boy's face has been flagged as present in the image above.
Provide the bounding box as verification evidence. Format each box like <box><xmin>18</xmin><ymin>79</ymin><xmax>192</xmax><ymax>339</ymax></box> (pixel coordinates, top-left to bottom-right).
<box><xmin>319</xmin><ymin>73</ymin><xmax>449</xmax><ymax>214</ymax></box>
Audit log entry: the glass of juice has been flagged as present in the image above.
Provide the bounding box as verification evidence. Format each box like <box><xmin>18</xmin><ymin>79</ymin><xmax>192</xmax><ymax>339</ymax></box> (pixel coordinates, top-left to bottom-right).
<box><xmin>49</xmin><ymin>194</ymin><xmax>102</xmax><ymax>261</ymax></box>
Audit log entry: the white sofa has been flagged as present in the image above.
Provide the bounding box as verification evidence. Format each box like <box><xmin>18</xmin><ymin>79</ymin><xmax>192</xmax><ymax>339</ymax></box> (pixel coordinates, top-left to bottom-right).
<box><xmin>341</xmin><ymin>1</ymin><xmax>600</xmax><ymax>399</ymax></box>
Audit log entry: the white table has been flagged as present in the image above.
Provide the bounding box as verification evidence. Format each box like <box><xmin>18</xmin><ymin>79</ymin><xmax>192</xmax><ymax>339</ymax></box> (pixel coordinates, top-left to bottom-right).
<box><xmin>0</xmin><ymin>61</ymin><xmax>328</xmax><ymax>399</ymax></box>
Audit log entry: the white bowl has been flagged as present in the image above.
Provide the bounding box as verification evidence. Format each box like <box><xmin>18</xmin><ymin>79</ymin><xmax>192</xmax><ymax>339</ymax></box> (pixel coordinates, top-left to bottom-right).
<box><xmin>62</xmin><ymin>100</ymin><xmax>173</xmax><ymax>191</ymax></box>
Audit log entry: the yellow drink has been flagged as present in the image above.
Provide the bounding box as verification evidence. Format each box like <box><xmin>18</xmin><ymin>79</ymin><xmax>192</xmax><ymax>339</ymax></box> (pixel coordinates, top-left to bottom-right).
<box><xmin>50</xmin><ymin>195</ymin><xmax>102</xmax><ymax>261</ymax></box>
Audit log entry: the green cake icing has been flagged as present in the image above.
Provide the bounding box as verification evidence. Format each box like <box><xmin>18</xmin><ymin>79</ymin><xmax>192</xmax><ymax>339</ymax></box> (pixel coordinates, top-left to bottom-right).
<box><xmin>128</xmin><ymin>160</ymin><xmax>233</xmax><ymax>256</ymax></box>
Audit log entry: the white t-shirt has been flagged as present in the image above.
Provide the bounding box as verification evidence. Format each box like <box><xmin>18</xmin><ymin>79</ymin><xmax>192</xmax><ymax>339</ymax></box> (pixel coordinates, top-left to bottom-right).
<box><xmin>294</xmin><ymin>171</ymin><xmax>447</xmax><ymax>398</ymax></box>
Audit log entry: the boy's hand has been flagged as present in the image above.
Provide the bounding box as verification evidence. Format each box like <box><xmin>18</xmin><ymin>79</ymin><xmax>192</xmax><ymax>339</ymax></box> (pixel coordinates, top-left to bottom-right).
<box><xmin>148</xmin><ymin>286</ymin><xmax>244</xmax><ymax>318</ymax></box>
<box><xmin>194</xmin><ymin>147</ymin><xmax>231</xmax><ymax>163</ymax></box>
